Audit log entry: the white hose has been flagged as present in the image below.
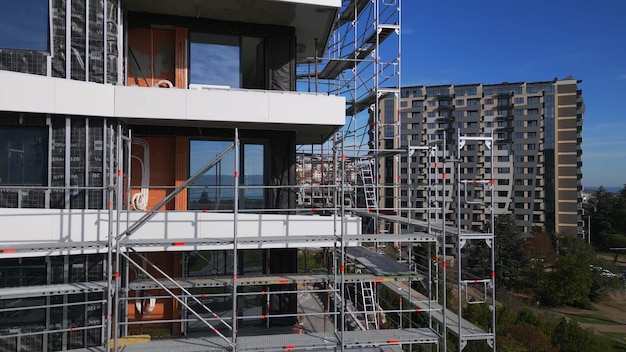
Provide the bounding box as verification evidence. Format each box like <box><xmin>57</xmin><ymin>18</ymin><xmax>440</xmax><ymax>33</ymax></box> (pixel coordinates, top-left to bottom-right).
<box><xmin>131</xmin><ymin>138</ymin><xmax>150</xmax><ymax>211</ymax></box>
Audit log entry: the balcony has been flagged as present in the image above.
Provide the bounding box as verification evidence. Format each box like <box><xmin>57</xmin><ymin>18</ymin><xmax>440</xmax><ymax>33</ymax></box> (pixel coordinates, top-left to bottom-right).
<box><xmin>0</xmin><ymin>209</ymin><xmax>361</xmax><ymax>257</ymax></box>
<box><xmin>125</xmin><ymin>0</ymin><xmax>340</xmax><ymax>63</ymax></box>
<box><xmin>0</xmin><ymin>70</ymin><xmax>345</xmax><ymax>144</ymax></box>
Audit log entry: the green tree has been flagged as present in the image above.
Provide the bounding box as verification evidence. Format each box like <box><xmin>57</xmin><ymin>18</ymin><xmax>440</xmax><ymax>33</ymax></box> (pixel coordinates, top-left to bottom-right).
<box><xmin>494</xmin><ymin>215</ymin><xmax>527</xmax><ymax>288</ymax></box>
<box><xmin>540</xmin><ymin>253</ymin><xmax>592</xmax><ymax>308</ymax></box>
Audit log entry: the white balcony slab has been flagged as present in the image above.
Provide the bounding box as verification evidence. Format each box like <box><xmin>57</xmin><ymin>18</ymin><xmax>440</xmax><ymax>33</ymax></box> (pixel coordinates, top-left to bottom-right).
<box><xmin>0</xmin><ymin>70</ymin><xmax>345</xmax><ymax>143</ymax></box>
<box><xmin>0</xmin><ymin>209</ymin><xmax>361</xmax><ymax>257</ymax></box>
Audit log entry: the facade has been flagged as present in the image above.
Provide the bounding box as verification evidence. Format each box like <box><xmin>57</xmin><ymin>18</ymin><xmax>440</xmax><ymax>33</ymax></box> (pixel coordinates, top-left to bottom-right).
<box><xmin>0</xmin><ymin>1</ymin><xmax>489</xmax><ymax>352</ymax></box>
<box><xmin>378</xmin><ymin>80</ymin><xmax>584</xmax><ymax>235</ymax></box>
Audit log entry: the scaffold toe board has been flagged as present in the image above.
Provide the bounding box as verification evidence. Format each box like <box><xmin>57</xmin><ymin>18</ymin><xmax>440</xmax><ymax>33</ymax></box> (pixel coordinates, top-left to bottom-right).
<box><xmin>0</xmin><ymin>281</ymin><xmax>107</xmax><ymax>299</ymax></box>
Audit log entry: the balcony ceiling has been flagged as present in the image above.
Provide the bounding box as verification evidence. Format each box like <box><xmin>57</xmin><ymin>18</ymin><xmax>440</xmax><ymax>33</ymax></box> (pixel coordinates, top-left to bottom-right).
<box><xmin>125</xmin><ymin>0</ymin><xmax>340</xmax><ymax>63</ymax></box>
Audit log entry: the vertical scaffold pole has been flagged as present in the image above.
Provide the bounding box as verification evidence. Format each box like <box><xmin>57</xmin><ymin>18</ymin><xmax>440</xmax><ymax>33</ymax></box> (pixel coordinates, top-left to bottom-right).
<box><xmin>232</xmin><ymin>128</ymin><xmax>240</xmax><ymax>345</ymax></box>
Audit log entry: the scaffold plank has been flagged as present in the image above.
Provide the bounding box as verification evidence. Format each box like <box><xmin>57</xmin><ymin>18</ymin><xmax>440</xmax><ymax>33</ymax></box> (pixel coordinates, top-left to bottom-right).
<box><xmin>0</xmin><ymin>281</ymin><xmax>107</xmax><ymax>299</ymax></box>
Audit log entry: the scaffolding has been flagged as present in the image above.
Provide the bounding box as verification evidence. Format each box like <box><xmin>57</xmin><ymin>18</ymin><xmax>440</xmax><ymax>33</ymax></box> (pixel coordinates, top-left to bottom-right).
<box><xmin>0</xmin><ymin>1</ymin><xmax>497</xmax><ymax>351</ymax></box>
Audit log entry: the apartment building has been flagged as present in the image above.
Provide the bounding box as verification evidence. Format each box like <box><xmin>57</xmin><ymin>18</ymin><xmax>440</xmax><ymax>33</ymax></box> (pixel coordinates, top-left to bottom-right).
<box><xmin>0</xmin><ymin>1</ymin><xmax>502</xmax><ymax>351</ymax></box>
<box><xmin>378</xmin><ymin>79</ymin><xmax>584</xmax><ymax>235</ymax></box>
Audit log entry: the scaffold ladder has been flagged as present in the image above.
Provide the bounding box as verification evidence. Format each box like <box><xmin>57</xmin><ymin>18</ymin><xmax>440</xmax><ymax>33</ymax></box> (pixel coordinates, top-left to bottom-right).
<box><xmin>361</xmin><ymin>281</ymin><xmax>379</xmax><ymax>329</ymax></box>
<box><xmin>360</xmin><ymin>160</ymin><xmax>378</xmax><ymax>208</ymax></box>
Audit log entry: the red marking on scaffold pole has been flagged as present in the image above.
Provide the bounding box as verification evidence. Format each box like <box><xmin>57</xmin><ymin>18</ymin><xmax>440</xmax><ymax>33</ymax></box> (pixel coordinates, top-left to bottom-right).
<box><xmin>434</xmin><ymin>163</ymin><xmax>438</xmax><ymax>168</ymax></box>
<box><xmin>202</xmin><ymin>209</ymin><xmax>208</xmax><ymax>213</ymax></box>
<box><xmin>261</xmin><ymin>291</ymin><xmax>266</xmax><ymax>296</ymax></box>
<box><xmin>201</xmin><ymin>294</ymin><xmax>206</xmax><ymax>298</ymax></box>
<box><xmin>367</xmin><ymin>207</ymin><xmax>372</xmax><ymax>211</ymax></box>
<box><xmin>215</xmin><ymin>315</ymin><xmax>220</xmax><ymax>319</ymax></box>
<box><xmin>233</xmin><ymin>171</ymin><xmax>238</xmax><ymax>179</ymax></box>
<box><xmin>70</xmin><ymin>327</ymin><xmax>76</xmax><ymax>332</ymax></box>
<box><xmin>387</xmin><ymin>340</ymin><xmax>399</xmax><ymax>344</ymax></box>
<box><xmin>114</xmin><ymin>272</ymin><xmax>120</xmax><ymax>279</ymax></box>
<box><xmin>373</xmin><ymin>175</ymin><xmax>377</xmax><ymax>180</ymax></box>
<box><xmin>372</xmin><ymin>123</ymin><xmax>377</xmax><ymax>128</ymax></box>
<box><xmin>146</xmin><ymin>211</ymin><xmax>151</xmax><ymax>216</ymax></box>
<box><xmin>340</xmin><ymin>266</ymin><xmax>345</xmax><ymax>273</ymax></box>
<box><xmin>232</xmin><ymin>275</ymin><xmax>237</xmax><ymax>281</ymax></box>
<box><xmin>172</xmin><ymin>242</ymin><xmax>186</xmax><ymax>246</ymax></box>
<box><xmin>261</xmin><ymin>314</ymin><xmax>267</xmax><ymax>319</ymax></box>
<box><xmin>399</xmin><ymin>298</ymin><xmax>403</xmax><ymax>305</ymax></box>
<box><xmin>283</xmin><ymin>346</ymin><xmax>296</xmax><ymax>350</ymax></box>
<box><xmin>213</xmin><ymin>328</ymin><xmax>218</xmax><ymax>333</ymax></box>
<box><xmin>108</xmin><ymin>202</ymin><xmax>113</xmax><ymax>209</ymax></box>
<box><xmin>442</xmin><ymin>173</ymin><xmax>446</xmax><ymax>179</ymax></box>
<box><xmin>278</xmin><ymin>279</ymin><xmax>289</xmax><ymax>284</ymax></box>
<box><xmin>117</xmin><ymin>170</ymin><xmax>121</xmax><ymax>177</ymax></box>
<box><xmin>491</xmin><ymin>271</ymin><xmax>495</xmax><ymax>278</ymax></box>
<box><xmin>490</xmin><ymin>179</ymin><xmax>494</xmax><ymax>185</ymax></box>
<box><xmin>374</xmin><ymin>277</ymin><xmax>384</xmax><ymax>282</ymax></box>
<box><xmin>341</xmin><ymin>155</ymin><xmax>345</xmax><ymax>161</ymax></box>
<box><xmin>434</xmin><ymin>256</ymin><xmax>439</xmax><ymax>262</ymax></box>
<box><xmin>442</xmin><ymin>262</ymin><xmax>447</xmax><ymax>268</ymax></box>
<box><xmin>473</xmin><ymin>179</ymin><xmax>477</xmax><ymax>185</ymax></box>
<box><xmin>474</xmin><ymin>279</ymin><xmax>479</xmax><ymax>283</ymax></box>
<box><xmin>415</xmin><ymin>308</ymin><xmax>421</xmax><ymax>313</ymax></box>
<box><xmin>312</xmin><ymin>207</ymin><xmax>317</xmax><ymax>212</ymax></box>
<box><xmin>0</xmin><ymin>249</ymin><xmax>16</xmax><ymax>253</ymax></box>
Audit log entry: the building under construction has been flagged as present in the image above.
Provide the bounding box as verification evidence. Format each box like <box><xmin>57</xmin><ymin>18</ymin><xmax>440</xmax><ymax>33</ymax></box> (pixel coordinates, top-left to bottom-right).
<box><xmin>0</xmin><ymin>1</ymin><xmax>497</xmax><ymax>351</ymax></box>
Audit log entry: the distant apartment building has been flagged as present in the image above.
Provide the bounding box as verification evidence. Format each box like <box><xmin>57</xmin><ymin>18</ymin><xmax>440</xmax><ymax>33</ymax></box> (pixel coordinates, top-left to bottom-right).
<box><xmin>377</xmin><ymin>79</ymin><xmax>584</xmax><ymax>235</ymax></box>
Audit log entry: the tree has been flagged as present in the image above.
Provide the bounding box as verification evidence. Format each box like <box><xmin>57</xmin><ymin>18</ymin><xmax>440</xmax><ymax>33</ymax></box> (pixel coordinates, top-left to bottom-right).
<box><xmin>494</xmin><ymin>215</ymin><xmax>527</xmax><ymax>289</ymax></box>
<box><xmin>539</xmin><ymin>253</ymin><xmax>592</xmax><ymax>308</ymax></box>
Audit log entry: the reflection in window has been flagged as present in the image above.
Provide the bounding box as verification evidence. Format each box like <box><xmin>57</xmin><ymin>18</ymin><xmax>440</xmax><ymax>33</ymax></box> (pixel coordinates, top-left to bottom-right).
<box><xmin>0</xmin><ymin>1</ymin><xmax>48</xmax><ymax>51</ymax></box>
<box><xmin>188</xmin><ymin>140</ymin><xmax>265</xmax><ymax>210</ymax></box>
<box><xmin>0</xmin><ymin>127</ymin><xmax>47</xmax><ymax>185</ymax></box>
<box><xmin>189</xmin><ymin>33</ymin><xmax>265</xmax><ymax>89</ymax></box>
<box><xmin>190</xmin><ymin>34</ymin><xmax>240</xmax><ymax>87</ymax></box>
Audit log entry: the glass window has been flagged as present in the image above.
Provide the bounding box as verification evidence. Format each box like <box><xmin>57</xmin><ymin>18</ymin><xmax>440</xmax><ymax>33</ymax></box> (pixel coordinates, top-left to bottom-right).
<box><xmin>497</xmin><ymin>156</ymin><xmax>509</xmax><ymax>162</ymax></box>
<box><xmin>412</xmin><ymin>100</ymin><xmax>423</xmax><ymax>108</ymax></box>
<box><xmin>514</xmin><ymin>120</ymin><xmax>524</xmax><ymax>127</ymax></box>
<box><xmin>514</xmin><ymin>132</ymin><xmax>524</xmax><ymax>139</ymax></box>
<box><xmin>526</xmin><ymin>86</ymin><xmax>540</xmax><ymax>94</ymax></box>
<box><xmin>401</xmin><ymin>90</ymin><xmax>409</xmax><ymax>98</ymax></box>
<box><xmin>485</xmin><ymin>110</ymin><xmax>494</xmax><ymax>116</ymax></box>
<box><xmin>512</xmin><ymin>86</ymin><xmax>523</xmax><ymax>94</ymax></box>
<box><xmin>527</xmin><ymin>96</ymin><xmax>541</xmax><ymax>104</ymax></box>
<box><xmin>468</xmin><ymin>87</ymin><xmax>478</xmax><ymax>95</ymax></box>
<box><xmin>427</xmin><ymin>112</ymin><xmax>436</xmax><ymax>117</ymax></box>
<box><xmin>513</xmin><ymin>109</ymin><xmax>524</xmax><ymax>116</ymax></box>
<box><xmin>427</xmin><ymin>100</ymin><xmax>436</xmax><ymax>107</ymax></box>
<box><xmin>527</xmin><ymin>120</ymin><xmax>538</xmax><ymax>127</ymax></box>
<box><xmin>484</xmin><ymin>98</ymin><xmax>493</xmax><ymax>105</ymax></box>
<box><xmin>467</xmin><ymin>99</ymin><xmax>480</xmax><ymax>106</ymax></box>
<box><xmin>412</xmin><ymin>89</ymin><xmax>422</xmax><ymax>97</ymax></box>
<box><xmin>467</xmin><ymin>110</ymin><xmax>479</xmax><ymax>117</ymax></box>
<box><xmin>455</xmin><ymin>110</ymin><xmax>464</xmax><ymax>118</ymax></box>
<box><xmin>0</xmin><ymin>127</ymin><xmax>47</xmax><ymax>186</ymax></box>
<box><xmin>483</xmin><ymin>88</ymin><xmax>493</xmax><ymax>95</ymax></box>
<box><xmin>400</xmin><ymin>101</ymin><xmax>408</xmax><ymax>107</ymax></box>
<box><xmin>527</xmin><ymin>109</ymin><xmax>539</xmax><ymax>115</ymax></box>
<box><xmin>514</xmin><ymin>97</ymin><xmax>524</xmax><ymax>104</ymax></box>
<box><xmin>190</xmin><ymin>33</ymin><xmax>265</xmax><ymax>89</ymax></box>
<box><xmin>188</xmin><ymin>140</ymin><xmax>265</xmax><ymax>210</ymax></box>
<box><xmin>455</xmin><ymin>99</ymin><xmax>465</xmax><ymax>106</ymax></box>
<box><xmin>0</xmin><ymin>1</ymin><xmax>49</xmax><ymax>51</ymax></box>
<box><xmin>456</xmin><ymin>89</ymin><xmax>466</xmax><ymax>97</ymax></box>
<box><xmin>427</xmin><ymin>123</ymin><xmax>435</xmax><ymax>129</ymax></box>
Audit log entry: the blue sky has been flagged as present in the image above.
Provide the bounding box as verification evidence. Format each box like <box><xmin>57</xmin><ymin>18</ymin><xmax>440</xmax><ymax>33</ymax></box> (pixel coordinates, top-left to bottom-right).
<box><xmin>401</xmin><ymin>0</ymin><xmax>626</xmax><ymax>188</ymax></box>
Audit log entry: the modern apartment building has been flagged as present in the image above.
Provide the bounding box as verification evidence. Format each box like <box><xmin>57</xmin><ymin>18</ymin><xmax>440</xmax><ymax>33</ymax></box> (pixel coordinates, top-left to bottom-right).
<box><xmin>378</xmin><ymin>79</ymin><xmax>584</xmax><ymax>235</ymax></box>
<box><xmin>1</xmin><ymin>1</ymin><xmax>495</xmax><ymax>352</ymax></box>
